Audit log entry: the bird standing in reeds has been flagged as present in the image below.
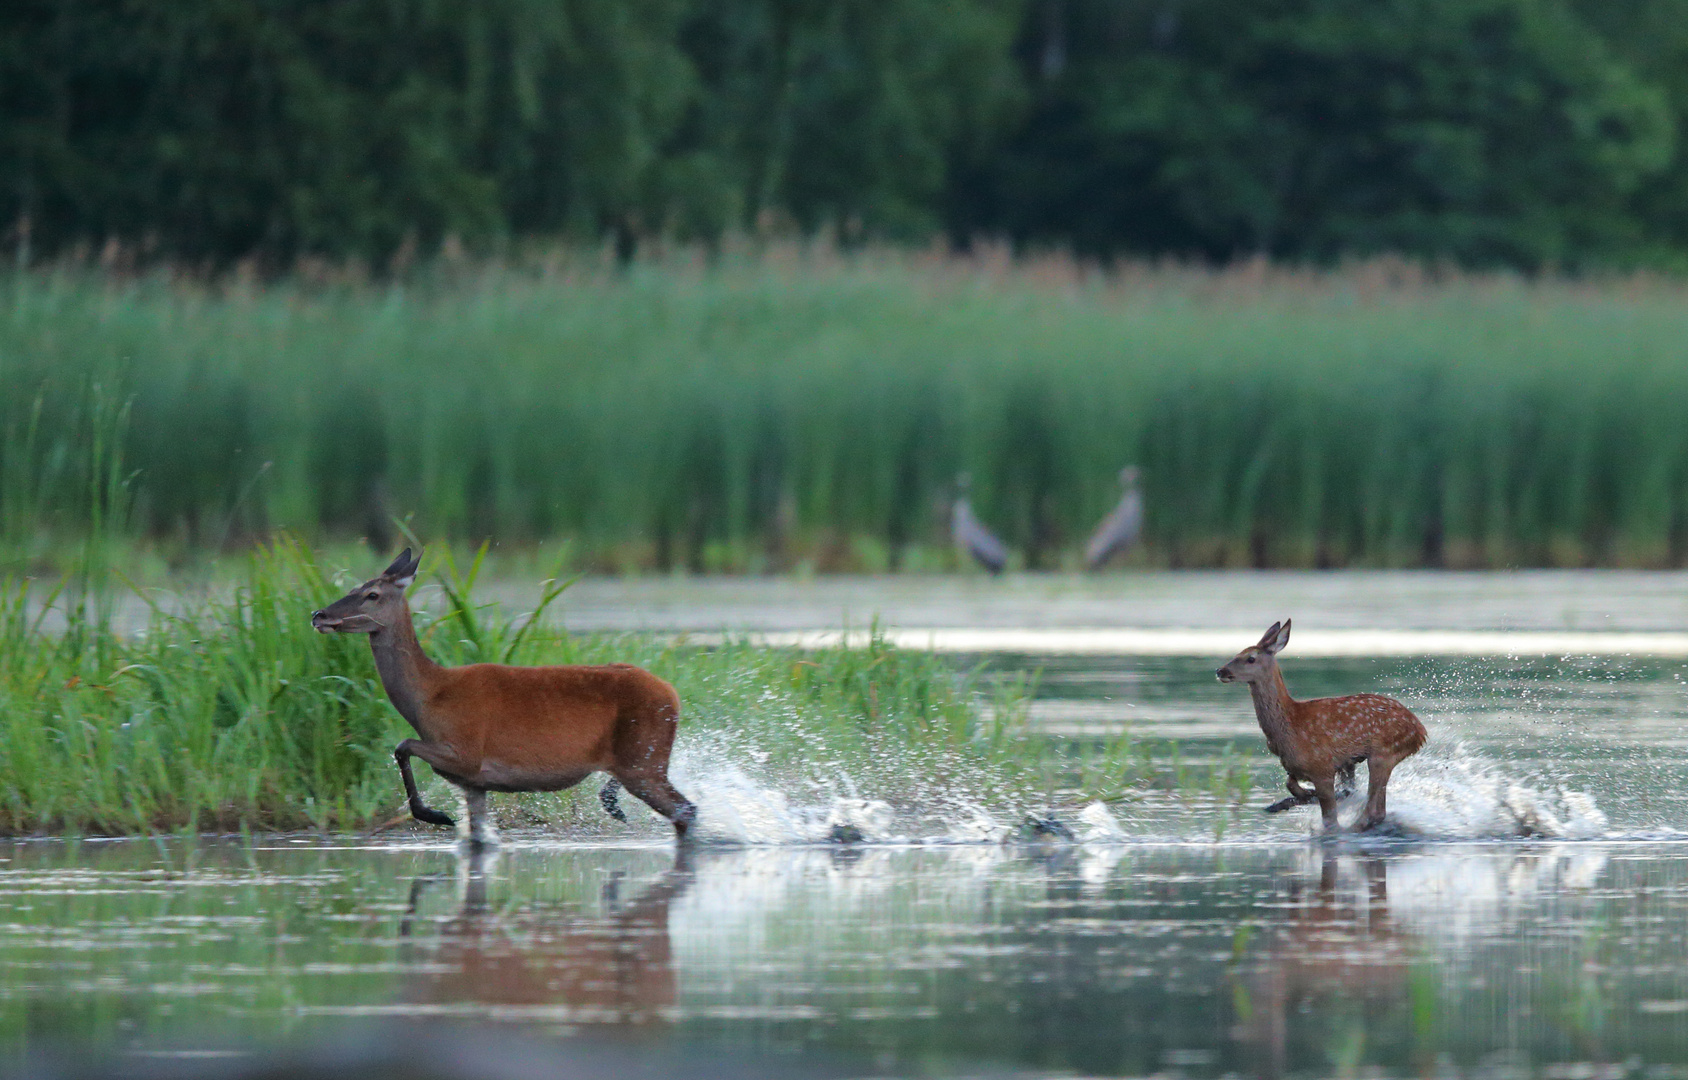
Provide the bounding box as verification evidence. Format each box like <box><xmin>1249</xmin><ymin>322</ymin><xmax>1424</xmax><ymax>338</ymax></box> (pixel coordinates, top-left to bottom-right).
<box><xmin>951</xmin><ymin>473</ymin><xmax>1010</xmax><ymax>574</ymax></box>
<box><xmin>1084</xmin><ymin>466</ymin><xmax>1143</xmax><ymax>570</ymax></box>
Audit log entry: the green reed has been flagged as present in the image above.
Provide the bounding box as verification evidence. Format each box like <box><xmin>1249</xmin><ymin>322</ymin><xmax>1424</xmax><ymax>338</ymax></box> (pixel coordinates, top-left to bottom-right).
<box><xmin>0</xmin><ymin>537</ymin><xmax>1107</xmax><ymax>836</ymax></box>
<box><xmin>7</xmin><ymin>252</ymin><xmax>1688</xmax><ymax>570</ymax></box>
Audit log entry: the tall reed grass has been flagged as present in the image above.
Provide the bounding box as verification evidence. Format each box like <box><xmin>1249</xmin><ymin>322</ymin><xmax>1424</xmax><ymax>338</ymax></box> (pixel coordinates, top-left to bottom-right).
<box><xmin>6</xmin><ymin>250</ymin><xmax>1688</xmax><ymax>569</ymax></box>
<box><xmin>0</xmin><ymin>538</ymin><xmax>1081</xmax><ymax>836</ymax></box>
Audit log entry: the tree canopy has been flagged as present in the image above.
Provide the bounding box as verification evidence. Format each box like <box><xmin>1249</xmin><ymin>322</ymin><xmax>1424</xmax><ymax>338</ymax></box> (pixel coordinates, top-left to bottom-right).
<box><xmin>4</xmin><ymin>0</ymin><xmax>1688</xmax><ymax>269</ymax></box>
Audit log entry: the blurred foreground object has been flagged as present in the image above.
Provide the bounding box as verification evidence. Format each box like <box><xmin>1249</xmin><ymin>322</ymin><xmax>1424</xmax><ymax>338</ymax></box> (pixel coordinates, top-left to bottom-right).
<box><xmin>1084</xmin><ymin>466</ymin><xmax>1143</xmax><ymax>570</ymax></box>
<box><xmin>4</xmin><ymin>1024</ymin><xmax>859</xmax><ymax>1080</ymax></box>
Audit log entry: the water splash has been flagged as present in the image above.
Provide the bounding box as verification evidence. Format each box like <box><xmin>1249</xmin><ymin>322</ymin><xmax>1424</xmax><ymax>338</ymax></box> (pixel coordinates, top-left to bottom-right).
<box><xmin>1077</xmin><ymin>801</ymin><xmax>1128</xmax><ymax>842</ymax></box>
<box><xmin>668</xmin><ymin>732</ymin><xmax>963</xmax><ymax>844</ymax></box>
<box><xmin>1382</xmin><ymin>740</ymin><xmax>1607</xmax><ymax>840</ymax></box>
<box><xmin>657</xmin><ymin>723</ymin><xmax>1610</xmax><ymax>847</ymax></box>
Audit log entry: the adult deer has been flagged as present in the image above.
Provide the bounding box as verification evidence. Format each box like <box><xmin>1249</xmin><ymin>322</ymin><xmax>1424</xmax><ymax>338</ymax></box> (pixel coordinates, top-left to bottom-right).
<box><xmin>311</xmin><ymin>549</ymin><xmax>697</xmax><ymax>846</ymax></box>
<box><xmin>1217</xmin><ymin>619</ymin><xmax>1426</xmax><ymax>832</ymax></box>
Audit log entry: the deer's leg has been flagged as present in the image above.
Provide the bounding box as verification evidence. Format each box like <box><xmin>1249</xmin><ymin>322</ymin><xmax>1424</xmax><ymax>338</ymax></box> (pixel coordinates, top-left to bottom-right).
<box><xmin>1264</xmin><ymin>775</ymin><xmax>1318</xmax><ymax>814</ymax></box>
<box><xmin>1336</xmin><ymin>761</ymin><xmax>1359</xmax><ymax>797</ymax></box>
<box><xmin>394</xmin><ymin>739</ymin><xmax>470</xmax><ymax>828</ymax></box>
<box><xmin>1359</xmin><ymin>757</ymin><xmax>1397</xmax><ymax>830</ymax></box>
<box><xmin>459</xmin><ymin>787</ymin><xmax>498</xmax><ymax>850</ymax></box>
<box><xmin>599</xmin><ymin>777</ymin><xmax>628</xmax><ymax>822</ymax></box>
<box><xmin>1311</xmin><ymin>775</ymin><xmax>1341</xmax><ymax>832</ymax></box>
<box><xmin>614</xmin><ymin>770</ymin><xmax>699</xmax><ymax>839</ymax></box>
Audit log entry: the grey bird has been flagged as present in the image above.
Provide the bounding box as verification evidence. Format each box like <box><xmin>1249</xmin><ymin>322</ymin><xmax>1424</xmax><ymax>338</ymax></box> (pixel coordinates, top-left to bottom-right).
<box><xmin>1084</xmin><ymin>466</ymin><xmax>1143</xmax><ymax>570</ymax></box>
<box><xmin>951</xmin><ymin>474</ymin><xmax>1010</xmax><ymax>574</ymax></box>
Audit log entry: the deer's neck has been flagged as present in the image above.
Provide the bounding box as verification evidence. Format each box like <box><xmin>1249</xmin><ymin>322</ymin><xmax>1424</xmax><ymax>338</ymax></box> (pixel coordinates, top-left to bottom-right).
<box><xmin>1249</xmin><ymin>667</ymin><xmax>1297</xmax><ymax>743</ymax></box>
<box><xmin>368</xmin><ymin>605</ymin><xmax>442</xmax><ymax>737</ymax></box>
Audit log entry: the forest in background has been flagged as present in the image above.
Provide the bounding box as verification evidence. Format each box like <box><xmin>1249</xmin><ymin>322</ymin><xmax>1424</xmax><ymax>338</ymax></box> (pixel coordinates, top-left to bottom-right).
<box><xmin>8</xmin><ymin>0</ymin><xmax>1688</xmax><ymax>271</ymax></box>
<box><xmin>10</xmin><ymin>2</ymin><xmax>1688</xmax><ymax>571</ymax></box>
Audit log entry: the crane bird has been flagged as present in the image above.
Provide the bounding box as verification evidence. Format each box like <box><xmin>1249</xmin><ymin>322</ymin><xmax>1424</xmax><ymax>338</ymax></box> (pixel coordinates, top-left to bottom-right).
<box><xmin>951</xmin><ymin>473</ymin><xmax>1010</xmax><ymax>574</ymax></box>
<box><xmin>1084</xmin><ymin>466</ymin><xmax>1143</xmax><ymax>570</ymax></box>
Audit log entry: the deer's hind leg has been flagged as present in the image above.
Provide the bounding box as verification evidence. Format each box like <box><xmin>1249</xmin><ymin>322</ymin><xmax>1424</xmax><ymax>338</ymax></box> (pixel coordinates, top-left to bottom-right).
<box><xmin>1336</xmin><ymin>759</ymin><xmax>1362</xmax><ymax>798</ymax></box>
<box><xmin>614</xmin><ymin>769</ymin><xmax>699</xmax><ymax>839</ymax></box>
<box><xmin>1358</xmin><ymin>757</ymin><xmax>1398</xmax><ymax>831</ymax></box>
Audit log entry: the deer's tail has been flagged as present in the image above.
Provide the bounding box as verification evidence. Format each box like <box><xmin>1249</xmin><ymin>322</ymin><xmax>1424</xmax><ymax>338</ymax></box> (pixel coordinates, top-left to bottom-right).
<box><xmin>599</xmin><ymin>777</ymin><xmax>628</xmax><ymax>822</ymax></box>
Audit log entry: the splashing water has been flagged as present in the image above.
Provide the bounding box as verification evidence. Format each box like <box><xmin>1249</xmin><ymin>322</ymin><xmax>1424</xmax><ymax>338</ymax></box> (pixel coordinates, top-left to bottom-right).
<box><xmin>667</xmin><ymin>732</ymin><xmax>984</xmax><ymax>844</ymax></box>
<box><xmin>662</xmin><ymin>727</ymin><xmax>1611</xmax><ymax>847</ymax></box>
<box><xmin>1078</xmin><ymin>801</ymin><xmax>1129</xmax><ymax>843</ymax></box>
<box><xmin>631</xmin><ymin>660</ymin><xmax>1629</xmax><ymax>852</ymax></box>
<box><xmin>1374</xmin><ymin>740</ymin><xmax>1607</xmax><ymax>840</ymax></box>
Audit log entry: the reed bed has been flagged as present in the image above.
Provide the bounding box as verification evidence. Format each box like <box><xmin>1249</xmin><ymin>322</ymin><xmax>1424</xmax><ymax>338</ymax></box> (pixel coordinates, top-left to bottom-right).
<box><xmin>0</xmin><ymin>538</ymin><xmax>1126</xmax><ymax>836</ymax></box>
<box><xmin>6</xmin><ymin>251</ymin><xmax>1688</xmax><ymax>570</ymax></box>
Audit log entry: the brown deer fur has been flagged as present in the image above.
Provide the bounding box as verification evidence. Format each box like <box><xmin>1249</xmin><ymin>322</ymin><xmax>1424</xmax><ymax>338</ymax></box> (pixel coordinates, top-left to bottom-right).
<box><xmin>311</xmin><ymin>550</ymin><xmax>696</xmax><ymax>846</ymax></box>
<box><xmin>1217</xmin><ymin>619</ymin><xmax>1426</xmax><ymax>831</ymax></box>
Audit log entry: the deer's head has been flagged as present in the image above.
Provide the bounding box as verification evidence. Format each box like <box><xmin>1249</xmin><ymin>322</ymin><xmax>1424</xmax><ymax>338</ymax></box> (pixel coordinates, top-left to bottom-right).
<box><xmin>311</xmin><ymin>548</ymin><xmax>420</xmax><ymax>634</ymax></box>
<box><xmin>1217</xmin><ymin>619</ymin><xmax>1291</xmax><ymax>683</ymax></box>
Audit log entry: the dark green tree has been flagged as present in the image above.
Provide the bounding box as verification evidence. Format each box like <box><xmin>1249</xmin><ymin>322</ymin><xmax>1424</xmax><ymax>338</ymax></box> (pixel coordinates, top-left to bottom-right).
<box><xmin>955</xmin><ymin>0</ymin><xmax>1675</xmax><ymax>267</ymax></box>
<box><xmin>674</xmin><ymin>0</ymin><xmax>1024</xmax><ymax>239</ymax></box>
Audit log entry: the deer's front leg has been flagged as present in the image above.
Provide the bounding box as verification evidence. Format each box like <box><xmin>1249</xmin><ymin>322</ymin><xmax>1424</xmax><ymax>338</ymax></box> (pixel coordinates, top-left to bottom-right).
<box><xmin>394</xmin><ymin>739</ymin><xmax>466</xmax><ymax>827</ymax></box>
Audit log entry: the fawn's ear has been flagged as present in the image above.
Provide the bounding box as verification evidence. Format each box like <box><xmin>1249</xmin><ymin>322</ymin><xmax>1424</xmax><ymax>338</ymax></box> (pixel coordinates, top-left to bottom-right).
<box><xmin>1255</xmin><ymin>620</ymin><xmax>1282</xmax><ymax>649</ymax></box>
<box><xmin>382</xmin><ymin>548</ymin><xmax>420</xmax><ymax>588</ymax></box>
<box><xmin>1263</xmin><ymin>618</ymin><xmax>1292</xmax><ymax>654</ymax></box>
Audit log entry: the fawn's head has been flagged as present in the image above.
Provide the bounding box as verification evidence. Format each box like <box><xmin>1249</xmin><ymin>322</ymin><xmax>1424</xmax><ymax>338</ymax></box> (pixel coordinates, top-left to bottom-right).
<box><xmin>1217</xmin><ymin>619</ymin><xmax>1291</xmax><ymax>683</ymax></box>
<box><xmin>311</xmin><ymin>548</ymin><xmax>420</xmax><ymax>634</ymax></box>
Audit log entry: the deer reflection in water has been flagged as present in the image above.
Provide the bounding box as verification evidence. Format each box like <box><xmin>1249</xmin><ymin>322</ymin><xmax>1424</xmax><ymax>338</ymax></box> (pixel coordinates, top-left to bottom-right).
<box><xmin>400</xmin><ymin>849</ymin><xmax>695</xmax><ymax>1027</ymax></box>
<box><xmin>1233</xmin><ymin>854</ymin><xmax>1416</xmax><ymax>1077</ymax></box>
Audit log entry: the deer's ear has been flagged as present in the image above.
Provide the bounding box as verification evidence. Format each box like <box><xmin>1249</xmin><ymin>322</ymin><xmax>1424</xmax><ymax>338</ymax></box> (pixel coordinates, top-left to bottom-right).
<box><xmin>383</xmin><ymin>548</ymin><xmax>419</xmax><ymax>588</ymax></box>
<box><xmin>1263</xmin><ymin>618</ymin><xmax>1291</xmax><ymax>654</ymax></box>
<box><xmin>1256</xmin><ymin>620</ymin><xmax>1282</xmax><ymax>649</ymax></box>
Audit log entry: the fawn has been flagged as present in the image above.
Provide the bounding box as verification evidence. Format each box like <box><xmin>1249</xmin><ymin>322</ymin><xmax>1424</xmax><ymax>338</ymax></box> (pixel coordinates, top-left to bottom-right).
<box><xmin>1218</xmin><ymin>619</ymin><xmax>1426</xmax><ymax>831</ymax></box>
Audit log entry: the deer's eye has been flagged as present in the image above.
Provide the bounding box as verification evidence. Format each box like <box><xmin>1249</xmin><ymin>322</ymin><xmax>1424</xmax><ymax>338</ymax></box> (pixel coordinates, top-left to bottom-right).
<box><xmin>365</xmin><ymin>591</ymin><xmax>380</xmax><ymax>601</ymax></box>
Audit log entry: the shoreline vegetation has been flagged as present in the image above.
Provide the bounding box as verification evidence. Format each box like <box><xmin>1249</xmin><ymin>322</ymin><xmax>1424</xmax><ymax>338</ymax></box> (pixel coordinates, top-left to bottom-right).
<box><xmin>1</xmin><ymin>537</ymin><xmax>1192</xmax><ymax>838</ymax></box>
<box><xmin>8</xmin><ymin>251</ymin><xmax>1688</xmax><ymax>574</ymax></box>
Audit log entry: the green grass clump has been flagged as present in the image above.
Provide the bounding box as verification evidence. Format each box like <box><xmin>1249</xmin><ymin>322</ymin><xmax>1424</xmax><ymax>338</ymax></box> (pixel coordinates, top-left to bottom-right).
<box><xmin>0</xmin><ymin>538</ymin><xmax>1083</xmax><ymax>836</ymax></box>
<box><xmin>10</xmin><ymin>251</ymin><xmax>1688</xmax><ymax>571</ymax></box>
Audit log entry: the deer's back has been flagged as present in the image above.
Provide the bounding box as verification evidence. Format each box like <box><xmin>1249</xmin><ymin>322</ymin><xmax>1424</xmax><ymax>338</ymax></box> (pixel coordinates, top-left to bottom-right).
<box><xmin>1291</xmin><ymin>693</ymin><xmax>1426</xmax><ymax>762</ymax></box>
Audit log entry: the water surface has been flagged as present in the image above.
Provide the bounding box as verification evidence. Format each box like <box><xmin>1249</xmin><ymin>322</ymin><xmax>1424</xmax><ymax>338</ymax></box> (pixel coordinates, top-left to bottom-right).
<box><xmin>11</xmin><ymin>571</ymin><xmax>1688</xmax><ymax>1076</ymax></box>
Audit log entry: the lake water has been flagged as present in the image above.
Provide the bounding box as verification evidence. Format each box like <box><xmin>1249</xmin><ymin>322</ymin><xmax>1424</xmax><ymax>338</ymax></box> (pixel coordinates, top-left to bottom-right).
<box><xmin>9</xmin><ymin>571</ymin><xmax>1688</xmax><ymax>1077</ymax></box>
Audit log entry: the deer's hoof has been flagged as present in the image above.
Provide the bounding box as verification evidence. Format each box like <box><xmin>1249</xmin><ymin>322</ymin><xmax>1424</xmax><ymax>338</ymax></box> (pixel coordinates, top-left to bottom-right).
<box><xmin>411</xmin><ymin>803</ymin><xmax>456</xmax><ymax>828</ymax></box>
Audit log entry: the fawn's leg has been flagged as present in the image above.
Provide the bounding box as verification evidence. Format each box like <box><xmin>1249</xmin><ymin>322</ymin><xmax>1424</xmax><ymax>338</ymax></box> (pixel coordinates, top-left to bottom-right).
<box><xmin>1360</xmin><ymin>758</ymin><xmax>1396</xmax><ymax>829</ymax></box>
<box><xmin>1336</xmin><ymin>761</ymin><xmax>1359</xmax><ymax>797</ymax></box>
<box><xmin>1264</xmin><ymin>775</ymin><xmax>1319</xmax><ymax>814</ymax></box>
<box><xmin>1312</xmin><ymin>775</ymin><xmax>1341</xmax><ymax>832</ymax></box>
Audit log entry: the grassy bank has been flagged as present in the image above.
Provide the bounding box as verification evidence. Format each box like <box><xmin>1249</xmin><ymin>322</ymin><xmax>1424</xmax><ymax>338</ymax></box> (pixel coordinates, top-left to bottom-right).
<box><xmin>8</xmin><ymin>251</ymin><xmax>1688</xmax><ymax>570</ymax></box>
<box><xmin>1</xmin><ymin>538</ymin><xmax>1160</xmax><ymax>836</ymax></box>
